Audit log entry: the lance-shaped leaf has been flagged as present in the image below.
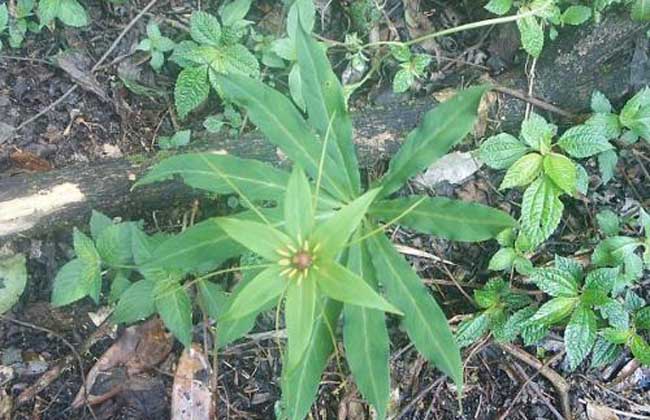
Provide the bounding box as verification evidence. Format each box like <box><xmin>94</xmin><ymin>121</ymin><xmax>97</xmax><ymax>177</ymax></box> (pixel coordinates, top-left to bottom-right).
<box><xmin>530</xmin><ymin>297</ymin><xmax>579</xmax><ymax>325</ymax></box>
<box><xmin>282</xmin><ymin>299</ymin><xmax>341</xmax><ymax>420</ymax></box>
<box><xmin>520</xmin><ymin>176</ymin><xmax>563</xmax><ymax>247</ymax></box>
<box><xmin>367</xmin><ymin>233</ymin><xmax>463</xmax><ymax>388</ymax></box>
<box><xmin>220</xmin><ymin>266</ymin><xmax>286</xmax><ymax>321</ymax></box>
<box><xmin>295</xmin><ymin>24</ymin><xmax>360</xmax><ymax>194</ymax></box>
<box><xmin>316</xmin><ymin>260</ymin><xmax>401</xmax><ymax>314</ymax></box>
<box><xmin>370</xmin><ymin>196</ymin><xmax>516</xmax><ymax>242</ymax></box>
<box><xmin>113</xmin><ymin>279</ymin><xmax>156</xmax><ymax>324</ymax></box>
<box><xmin>141</xmin><ymin>218</ymin><xmax>245</xmax><ymax>275</ymax></box>
<box><xmin>212</xmin><ymin>72</ymin><xmax>353</xmax><ymax>201</ymax></box>
<box><xmin>136</xmin><ymin>153</ymin><xmax>290</xmax><ymax>201</ymax></box>
<box><xmin>285</xmin><ymin>168</ymin><xmax>314</xmax><ymax>240</ymax></box>
<box><xmin>311</xmin><ymin>188</ymin><xmax>380</xmax><ymax>258</ymax></box>
<box><xmin>377</xmin><ymin>85</ymin><xmax>489</xmax><ymax>197</ymax></box>
<box><xmin>285</xmin><ymin>278</ymin><xmax>319</xmax><ymax>369</ymax></box>
<box><xmin>530</xmin><ymin>268</ymin><xmax>579</xmax><ymax>297</ymax></box>
<box><xmin>343</xmin><ymin>241</ymin><xmax>390</xmax><ymax>419</ymax></box>
<box><xmin>217</xmin><ymin>218</ymin><xmax>292</xmax><ymax>261</ymax></box>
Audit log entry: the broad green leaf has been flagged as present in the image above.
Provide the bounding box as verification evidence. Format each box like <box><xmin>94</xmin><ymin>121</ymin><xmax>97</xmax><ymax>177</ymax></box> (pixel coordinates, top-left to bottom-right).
<box><xmin>585</xmin><ymin>267</ymin><xmax>619</xmax><ymax>293</ymax></box>
<box><xmin>517</xmin><ymin>14</ymin><xmax>544</xmax><ymax>57</ymax></box>
<box><xmin>377</xmin><ymin>85</ymin><xmax>488</xmax><ymax>197</ymax></box>
<box><xmin>316</xmin><ymin>260</ymin><xmax>401</xmax><ymax>314</ymax></box>
<box><xmin>632</xmin><ymin>0</ymin><xmax>650</xmax><ymax>21</ymax></box>
<box><xmin>630</xmin><ymin>334</ymin><xmax>650</xmax><ymax>365</ymax></box>
<box><xmin>175</xmin><ymin>65</ymin><xmax>209</xmax><ymax>119</ymax></box>
<box><xmin>190</xmin><ymin>11</ymin><xmax>222</xmax><ymax>46</ymax></box>
<box><xmin>602</xmin><ymin>328</ymin><xmax>631</xmax><ymax>344</ymax></box>
<box><xmin>596</xmin><ymin>210</ymin><xmax>620</xmax><ymax>236</ymax></box>
<box><xmin>73</xmin><ymin>227</ymin><xmax>100</xmax><ymax>266</ymax></box>
<box><xmin>531</xmin><ymin>268</ymin><xmax>578</xmax><ymax>297</ymax></box>
<box><xmin>288</xmin><ymin>64</ymin><xmax>305</xmax><ymax>110</ymax></box>
<box><xmin>521</xmin><ymin>320</ymin><xmax>549</xmax><ymax>345</ymax></box>
<box><xmin>625</xmin><ymin>290</ymin><xmax>646</xmax><ymax>312</ymax></box>
<box><xmin>0</xmin><ymin>254</ymin><xmax>27</xmax><ymax>314</ymax></box>
<box><xmin>370</xmin><ymin>196</ymin><xmax>516</xmax><ymax>242</ymax></box>
<box><xmin>367</xmin><ymin>234</ymin><xmax>463</xmax><ymax>388</ymax></box>
<box><xmin>285</xmin><ymin>168</ymin><xmax>313</xmax><ymax>240</ymax></box>
<box><xmin>500</xmin><ymin>153</ymin><xmax>543</xmax><ymax>190</ymax></box>
<box><xmin>530</xmin><ymin>297</ymin><xmax>578</xmax><ymax>324</ymax></box>
<box><xmin>311</xmin><ymin>188</ymin><xmax>380</xmax><ymax>258</ymax></box>
<box><xmin>295</xmin><ymin>24</ymin><xmax>360</xmax><ymax>194</ymax></box>
<box><xmin>154</xmin><ymin>274</ymin><xmax>193</xmax><ymax>346</ymax></box>
<box><xmin>587</xmin><ymin>113</ymin><xmax>621</xmax><ymax>140</ymax></box>
<box><xmin>474</xmin><ymin>288</ymin><xmax>499</xmax><ymax>309</ymax></box>
<box><xmin>131</xmin><ymin>227</ymin><xmax>166</xmax><ymax>266</ymax></box>
<box><xmin>220</xmin><ymin>0</ymin><xmax>252</xmax><ymax>26</ymax></box>
<box><xmin>220</xmin><ymin>266</ymin><xmax>286</xmax><ymax>320</ymax></box>
<box><xmin>285</xmin><ymin>278</ymin><xmax>318</xmax><ymax>369</ymax></box>
<box><xmin>113</xmin><ymin>279</ymin><xmax>155</xmax><ymax>323</ymax></box>
<box><xmin>0</xmin><ymin>5</ymin><xmax>8</xmax><ymax>31</ymax></box>
<box><xmin>282</xmin><ymin>299</ymin><xmax>341</xmax><ymax>420</ymax></box>
<box><xmin>554</xmin><ymin>255</ymin><xmax>583</xmax><ymax>281</ymax></box>
<box><xmin>592</xmin><ymin>236</ymin><xmax>641</xmax><ymax>267</ymax></box>
<box><xmin>142</xmin><ymin>218</ymin><xmax>244</xmax><ymax>275</ymax></box>
<box><xmin>591</xmin><ymin>337</ymin><xmax>621</xmax><ymax>368</ymax></box>
<box><xmin>635</xmin><ymin>306</ymin><xmax>650</xmax><ymax>329</ymax></box>
<box><xmin>136</xmin><ymin>153</ymin><xmax>291</xmax><ymax>202</ymax></box>
<box><xmin>565</xmin><ymin>305</ymin><xmax>597</xmax><ymax>370</ymax></box>
<box><xmin>561</xmin><ymin>5</ymin><xmax>591</xmax><ymax>25</ymax></box>
<box><xmin>51</xmin><ymin>258</ymin><xmax>100</xmax><ymax>306</ymax></box>
<box><xmin>287</xmin><ymin>0</ymin><xmax>315</xmax><ymax>38</ymax></box>
<box><xmin>591</xmin><ymin>91</ymin><xmax>612</xmax><ymax>113</ymax></box>
<box><xmin>520</xmin><ymin>176</ymin><xmax>563</xmax><ymax>247</ymax></box>
<box><xmin>500</xmin><ymin>306</ymin><xmax>537</xmax><ymax>342</ymax></box>
<box><xmin>217</xmin><ymin>218</ymin><xmax>290</xmax><ymax>261</ymax></box>
<box><xmin>213</xmin><ymin>72</ymin><xmax>352</xmax><ymax>201</ymax></box>
<box><xmin>96</xmin><ymin>223</ymin><xmax>134</xmax><ymax>266</ymax></box>
<box><xmin>598</xmin><ymin>150</ymin><xmax>618</xmax><ymax>184</ymax></box>
<box><xmin>343</xmin><ymin>242</ymin><xmax>389</xmax><ymax>419</ymax></box>
<box><xmin>90</xmin><ymin>210</ymin><xmax>112</xmax><ymax>241</ymax></box>
<box><xmin>196</xmin><ymin>280</ymin><xmax>226</xmax><ymax>320</ymax></box>
<box><xmin>599</xmin><ymin>299</ymin><xmax>629</xmax><ymax>330</ymax></box>
<box><xmin>57</xmin><ymin>0</ymin><xmax>88</xmax><ymax>27</ymax></box>
<box><xmin>520</xmin><ymin>113</ymin><xmax>556</xmax><ymax>152</ymax></box>
<box><xmin>576</xmin><ymin>163</ymin><xmax>589</xmax><ymax>194</ymax></box>
<box><xmin>109</xmin><ymin>271</ymin><xmax>131</xmax><ymax>303</ymax></box>
<box><xmin>455</xmin><ymin>314</ymin><xmax>490</xmax><ymax>348</ymax></box>
<box><xmin>478</xmin><ymin>133</ymin><xmax>529</xmax><ymax>169</ymax></box>
<box><xmin>488</xmin><ymin>247</ymin><xmax>517</xmax><ymax>271</ymax></box>
<box><xmin>557</xmin><ymin>125</ymin><xmax>613</xmax><ymax>158</ymax></box>
<box><xmin>158</xmin><ymin>130</ymin><xmax>191</xmax><ymax>150</ymax></box>
<box><xmin>543</xmin><ymin>153</ymin><xmax>576</xmax><ymax>195</ymax></box>
<box><xmin>485</xmin><ymin>0</ymin><xmax>513</xmax><ymax>15</ymax></box>
<box><xmin>392</xmin><ymin>69</ymin><xmax>413</xmax><ymax>93</ymax></box>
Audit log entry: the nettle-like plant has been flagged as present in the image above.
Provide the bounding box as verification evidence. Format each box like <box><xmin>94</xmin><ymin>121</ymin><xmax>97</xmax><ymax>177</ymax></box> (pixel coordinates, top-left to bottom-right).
<box><xmin>136</xmin><ymin>21</ymin><xmax>175</xmax><ymax>72</ymax></box>
<box><xmin>478</xmin><ymin>112</ymin><xmax>615</xmax><ymax>249</ymax></box>
<box><xmin>485</xmin><ymin>0</ymin><xmax>592</xmax><ymax>57</ymax></box>
<box><xmin>586</xmin><ymin>88</ymin><xmax>650</xmax><ymax>182</ymax></box>
<box><xmin>170</xmin><ymin>3</ymin><xmax>259</xmax><ymax>119</ymax></box>
<box><xmin>389</xmin><ymin>45</ymin><xmax>432</xmax><ymax>93</ymax></box>
<box><xmin>51</xmin><ymin>23</ymin><xmax>517</xmax><ymax>419</ymax></box>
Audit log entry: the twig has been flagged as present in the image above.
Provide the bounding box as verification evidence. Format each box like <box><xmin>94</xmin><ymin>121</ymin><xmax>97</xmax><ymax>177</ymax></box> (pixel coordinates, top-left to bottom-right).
<box><xmin>497</xmin><ymin>342</ymin><xmax>571</xmax><ymax>420</ymax></box>
<box><xmin>493</xmin><ymin>85</ymin><xmax>575</xmax><ymax>119</ymax></box>
<box><xmin>14</xmin><ymin>0</ymin><xmax>162</xmax><ymax>133</ymax></box>
<box><xmin>393</xmin><ymin>377</ymin><xmax>445</xmax><ymax>419</ymax></box>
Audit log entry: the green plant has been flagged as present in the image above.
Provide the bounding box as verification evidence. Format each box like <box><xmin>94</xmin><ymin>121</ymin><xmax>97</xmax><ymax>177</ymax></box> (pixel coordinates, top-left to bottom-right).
<box><xmin>38</xmin><ymin>0</ymin><xmax>88</xmax><ymax>28</ymax></box>
<box><xmin>478</xmin><ymin>112</ymin><xmax>618</xmax><ymax>248</ymax></box>
<box><xmin>592</xmin><ymin>0</ymin><xmax>650</xmax><ymax>22</ymax></box>
<box><xmin>0</xmin><ymin>253</ymin><xmax>27</xmax><ymax>315</ymax></box>
<box><xmin>0</xmin><ymin>4</ymin><xmax>7</xmax><ymax>50</ymax></box>
<box><xmin>137</xmin><ymin>21</ymin><xmax>175</xmax><ymax>72</ymax></box>
<box><xmin>2</xmin><ymin>0</ymin><xmax>39</xmax><ymax>49</ymax></box>
<box><xmin>52</xmin><ymin>20</ymin><xmax>516</xmax><ymax>419</ymax></box>
<box><xmin>485</xmin><ymin>0</ymin><xmax>591</xmax><ymax>57</ymax></box>
<box><xmin>455</xmin><ymin>278</ymin><xmax>535</xmax><ymax>347</ymax></box>
<box><xmin>170</xmin><ymin>5</ymin><xmax>259</xmax><ymax>119</ymax></box>
<box><xmin>389</xmin><ymin>45</ymin><xmax>432</xmax><ymax>93</ymax></box>
<box><xmin>157</xmin><ymin>129</ymin><xmax>191</xmax><ymax>150</ymax></box>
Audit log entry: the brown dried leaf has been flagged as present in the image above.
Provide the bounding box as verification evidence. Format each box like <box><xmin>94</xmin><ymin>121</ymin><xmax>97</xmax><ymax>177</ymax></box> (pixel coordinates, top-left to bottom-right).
<box><xmin>10</xmin><ymin>151</ymin><xmax>52</xmax><ymax>172</ymax></box>
<box><xmin>171</xmin><ymin>344</ymin><xmax>215</xmax><ymax>420</ymax></box>
<box><xmin>72</xmin><ymin>318</ymin><xmax>172</xmax><ymax>408</ymax></box>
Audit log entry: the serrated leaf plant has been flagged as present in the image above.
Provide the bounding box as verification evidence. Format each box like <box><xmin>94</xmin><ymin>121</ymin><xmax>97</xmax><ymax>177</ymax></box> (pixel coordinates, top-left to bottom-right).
<box><xmin>38</xmin><ymin>0</ymin><xmax>89</xmax><ymax>28</ymax></box>
<box><xmin>389</xmin><ymin>44</ymin><xmax>432</xmax><ymax>93</ymax></box>
<box><xmin>137</xmin><ymin>21</ymin><xmax>175</xmax><ymax>72</ymax></box>
<box><xmin>170</xmin><ymin>6</ymin><xmax>259</xmax><ymax>119</ymax></box>
<box><xmin>455</xmin><ymin>278</ymin><xmax>534</xmax><ymax>347</ymax></box>
<box><xmin>3</xmin><ymin>0</ymin><xmax>38</xmax><ymax>49</ymax></box>
<box><xmin>484</xmin><ymin>0</ymin><xmax>590</xmax><ymax>57</ymax></box>
<box><xmin>122</xmin><ymin>22</ymin><xmax>516</xmax><ymax>419</ymax></box>
<box><xmin>478</xmin><ymin>112</ymin><xmax>613</xmax><ymax>248</ymax></box>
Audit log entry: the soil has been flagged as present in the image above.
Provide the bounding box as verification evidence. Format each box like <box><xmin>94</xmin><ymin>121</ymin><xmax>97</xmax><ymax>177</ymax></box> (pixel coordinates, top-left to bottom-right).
<box><xmin>2</xmin><ymin>0</ymin><xmax>650</xmax><ymax>419</ymax></box>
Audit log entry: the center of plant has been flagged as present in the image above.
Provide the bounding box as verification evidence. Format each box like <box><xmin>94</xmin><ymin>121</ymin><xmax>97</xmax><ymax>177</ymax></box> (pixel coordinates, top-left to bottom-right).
<box><xmin>291</xmin><ymin>251</ymin><xmax>313</xmax><ymax>270</ymax></box>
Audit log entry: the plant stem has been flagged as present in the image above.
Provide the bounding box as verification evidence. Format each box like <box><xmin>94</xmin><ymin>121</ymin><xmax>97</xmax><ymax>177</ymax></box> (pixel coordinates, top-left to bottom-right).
<box><xmin>361</xmin><ymin>7</ymin><xmax>545</xmax><ymax>50</ymax></box>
